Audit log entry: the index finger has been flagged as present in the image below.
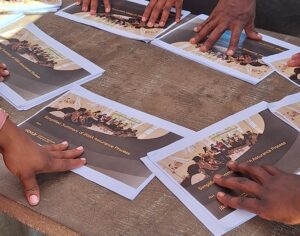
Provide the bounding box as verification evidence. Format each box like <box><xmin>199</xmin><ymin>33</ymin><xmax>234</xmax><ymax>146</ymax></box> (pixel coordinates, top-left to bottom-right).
<box><xmin>147</xmin><ymin>0</ymin><xmax>166</xmax><ymax>27</ymax></box>
<box><xmin>216</xmin><ymin>192</ymin><xmax>262</xmax><ymax>215</ymax></box>
<box><xmin>90</xmin><ymin>0</ymin><xmax>99</xmax><ymax>15</ymax></box>
<box><xmin>47</xmin><ymin>158</ymin><xmax>86</xmax><ymax>173</ymax></box>
<box><xmin>142</xmin><ymin>0</ymin><xmax>157</xmax><ymax>22</ymax></box>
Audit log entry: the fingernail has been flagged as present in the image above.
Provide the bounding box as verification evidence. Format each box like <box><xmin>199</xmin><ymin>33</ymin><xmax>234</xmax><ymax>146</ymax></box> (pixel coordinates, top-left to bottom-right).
<box><xmin>257</xmin><ymin>33</ymin><xmax>262</xmax><ymax>39</ymax></box>
<box><xmin>227</xmin><ymin>49</ymin><xmax>234</xmax><ymax>56</ymax></box>
<box><xmin>105</xmin><ymin>8</ymin><xmax>110</xmax><ymax>13</ymax></box>
<box><xmin>190</xmin><ymin>38</ymin><xmax>195</xmax><ymax>44</ymax></box>
<box><xmin>176</xmin><ymin>18</ymin><xmax>180</xmax><ymax>23</ymax></box>
<box><xmin>3</xmin><ymin>70</ymin><xmax>9</xmax><ymax>75</ymax></box>
<box><xmin>142</xmin><ymin>17</ymin><xmax>146</xmax><ymax>22</ymax></box>
<box><xmin>227</xmin><ymin>161</ymin><xmax>235</xmax><ymax>167</ymax></box>
<box><xmin>214</xmin><ymin>174</ymin><xmax>222</xmax><ymax>180</ymax></box>
<box><xmin>90</xmin><ymin>10</ymin><xmax>96</xmax><ymax>15</ymax></box>
<box><xmin>147</xmin><ymin>22</ymin><xmax>153</xmax><ymax>27</ymax></box>
<box><xmin>76</xmin><ymin>146</ymin><xmax>84</xmax><ymax>151</ymax></box>
<box><xmin>200</xmin><ymin>46</ymin><xmax>207</xmax><ymax>52</ymax></box>
<box><xmin>80</xmin><ymin>157</ymin><xmax>86</xmax><ymax>161</ymax></box>
<box><xmin>193</xmin><ymin>27</ymin><xmax>198</xmax><ymax>32</ymax></box>
<box><xmin>29</xmin><ymin>195</ymin><xmax>39</xmax><ymax>205</ymax></box>
<box><xmin>76</xmin><ymin>1</ymin><xmax>80</xmax><ymax>5</ymax></box>
<box><xmin>217</xmin><ymin>192</ymin><xmax>225</xmax><ymax>198</ymax></box>
<box><xmin>82</xmin><ymin>7</ymin><xmax>87</xmax><ymax>11</ymax></box>
<box><xmin>159</xmin><ymin>21</ymin><xmax>164</xmax><ymax>27</ymax></box>
<box><xmin>62</xmin><ymin>141</ymin><xmax>68</xmax><ymax>145</ymax></box>
<box><xmin>1</xmin><ymin>63</ymin><xmax>6</xmax><ymax>68</ymax></box>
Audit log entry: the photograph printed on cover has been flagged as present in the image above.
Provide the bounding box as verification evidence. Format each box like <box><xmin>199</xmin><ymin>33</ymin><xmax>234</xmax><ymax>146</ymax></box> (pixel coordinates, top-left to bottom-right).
<box><xmin>269</xmin><ymin>50</ymin><xmax>300</xmax><ymax>86</ymax></box>
<box><xmin>19</xmin><ymin>87</ymin><xmax>192</xmax><ymax>196</ymax></box>
<box><xmin>57</xmin><ymin>0</ymin><xmax>189</xmax><ymax>41</ymax></box>
<box><xmin>156</xmin><ymin>16</ymin><xmax>292</xmax><ymax>82</ymax></box>
<box><xmin>269</xmin><ymin>92</ymin><xmax>300</xmax><ymax>132</ymax></box>
<box><xmin>151</xmin><ymin>106</ymin><xmax>300</xmax><ymax>220</ymax></box>
<box><xmin>0</xmin><ymin>24</ymin><xmax>92</xmax><ymax>101</ymax></box>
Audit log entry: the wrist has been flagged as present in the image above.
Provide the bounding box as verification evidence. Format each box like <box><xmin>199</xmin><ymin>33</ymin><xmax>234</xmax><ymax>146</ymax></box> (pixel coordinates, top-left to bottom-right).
<box><xmin>0</xmin><ymin>119</ymin><xmax>19</xmax><ymax>153</ymax></box>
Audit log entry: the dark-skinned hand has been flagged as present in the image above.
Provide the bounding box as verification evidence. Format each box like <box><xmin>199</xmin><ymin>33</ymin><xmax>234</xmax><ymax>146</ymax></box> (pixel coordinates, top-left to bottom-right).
<box><xmin>76</xmin><ymin>0</ymin><xmax>111</xmax><ymax>15</ymax></box>
<box><xmin>190</xmin><ymin>0</ymin><xmax>262</xmax><ymax>56</ymax></box>
<box><xmin>142</xmin><ymin>0</ymin><xmax>183</xmax><ymax>28</ymax></box>
<box><xmin>214</xmin><ymin>161</ymin><xmax>300</xmax><ymax>225</ymax></box>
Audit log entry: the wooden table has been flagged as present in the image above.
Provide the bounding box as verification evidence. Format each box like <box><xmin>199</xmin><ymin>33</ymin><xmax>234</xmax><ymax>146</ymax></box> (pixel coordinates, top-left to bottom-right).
<box><xmin>0</xmin><ymin>2</ymin><xmax>300</xmax><ymax>235</ymax></box>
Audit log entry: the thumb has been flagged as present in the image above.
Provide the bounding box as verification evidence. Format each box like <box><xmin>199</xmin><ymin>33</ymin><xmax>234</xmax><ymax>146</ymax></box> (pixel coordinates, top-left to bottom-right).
<box><xmin>20</xmin><ymin>174</ymin><xmax>40</xmax><ymax>206</ymax></box>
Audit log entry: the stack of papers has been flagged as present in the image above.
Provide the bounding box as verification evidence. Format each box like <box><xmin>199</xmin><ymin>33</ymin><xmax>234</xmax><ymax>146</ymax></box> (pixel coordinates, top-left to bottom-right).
<box><xmin>56</xmin><ymin>0</ymin><xmax>190</xmax><ymax>42</ymax></box>
<box><xmin>0</xmin><ymin>14</ymin><xmax>24</xmax><ymax>28</ymax></box>
<box><xmin>0</xmin><ymin>0</ymin><xmax>62</xmax><ymax>14</ymax></box>
<box><xmin>0</xmin><ymin>22</ymin><xmax>104</xmax><ymax>110</ymax></box>
<box><xmin>142</xmin><ymin>92</ymin><xmax>300</xmax><ymax>235</ymax></box>
<box><xmin>151</xmin><ymin>15</ymin><xmax>298</xmax><ymax>84</ymax></box>
<box><xmin>19</xmin><ymin>86</ymin><xmax>195</xmax><ymax>199</ymax></box>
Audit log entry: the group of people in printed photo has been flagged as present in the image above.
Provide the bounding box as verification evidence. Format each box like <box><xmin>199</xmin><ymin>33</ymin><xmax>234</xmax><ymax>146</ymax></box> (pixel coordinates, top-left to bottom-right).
<box><xmin>180</xmin><ymin>130</ymin><xmax>260</xmax><ymax>188</ymax></box>
<box><xmin>46</xmin><ymin>105</ymin><xmax>139</xmax><ymax>138</ymax></box>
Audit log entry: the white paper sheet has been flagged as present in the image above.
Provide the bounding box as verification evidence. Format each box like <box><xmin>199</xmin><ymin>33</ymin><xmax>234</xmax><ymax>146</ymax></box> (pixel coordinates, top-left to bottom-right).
<box><xmin>19</xmin><ymin>86</ymin><xmax>195</xmax><ymax>200</ymax></box>
<box><xmin>151</xmin><ymin>15</ymin><xmax>298</xmax><ymax>85</ymax></box>
<box><xmin>56</xmin><ymin>0</ymin><xmax>190</xmax><ymax>42</ymax></box>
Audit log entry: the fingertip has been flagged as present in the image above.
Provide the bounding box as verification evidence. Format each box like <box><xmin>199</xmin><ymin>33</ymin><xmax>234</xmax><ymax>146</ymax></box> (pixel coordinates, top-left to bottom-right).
<box><xmin>82</xmin><ymin>6</ymin><xmax>87</xmax><ymax>11</ymax></box>
<box><xmin>227</xmin><ymin>49</ymin><xmax>234</xmax><ymax>56</ymax></box>
<box><xmin>105</xmin><ymin>7</ymin><xmax>110</xmax><ymax>13</ymax></box>
<box><xmin>0</xmin><ymin>76</ymin><xmax>4</xmax><ymax>82</ymax></box>
<box><xmin>217</xmin><ymin>192</ymin><xmax>225</xmax><ymax>199</ymax></box>
<box><xmin>142</xmin><ymin>16</ymin><xmax>146</xmax><ymax>22</ymax></box>
<box><xmin>61</xmin><ymin>141</ymin><xmax>68</xmax><ymax>146</ymax></box>
<box><xmin>159</xmin><ymin>21</ymin><xmax>165</xmax><ymax>27</ymax></box>
<box><xmin>175</xmin><ymin>18</ymin><xmax>181</xmax><ymax>24</ymax></box>
<box><xmin>227</xmin><ymin>161</ymin><xmax>235</xmax><ymax>168</ymax></box>
<box><xmin>189</xmin><ymin>38</ymin><xmax>196</xmax><ymax>44</ymax></box>
<box><xmin>147</xmin><ymin>22</ymin><xmax>154</xmax><ymax>27</ymax></box>
<box><xmin>80</xmin><ymin>157</ymin><xmax>87</xmax><ymax>163</ymax></box>
<box><xmin>3</xmin><ymin>70</ymin><xmax>9</xmax><ymax>76</ymax></box>
<box><xmin>200</xmin><ymin>45</ymin><xmax>207</xmax><ymax>52</ymax></box>
<box><xmin>76</xmin><ymin>146</ymin><xmax>84</xmax><ymax>151</ymax></box>
<box><xmin>213</xmin><ymin>174</ymin><xmax>222</xmax><ymax>181</ymax></box>
<box><xmin>28</xmin><ymin>194</ymin><xmax>39</xmax><ymax>206</ymax></box>
<box><xmin>193</xmin><ymin>27</ymin><xmax>198</xmax><ymax>32</ymax></box>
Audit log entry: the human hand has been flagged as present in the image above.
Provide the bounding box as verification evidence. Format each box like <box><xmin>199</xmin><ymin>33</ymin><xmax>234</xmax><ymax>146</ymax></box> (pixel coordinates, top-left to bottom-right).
<box><xmin>287</xmin><ymin>53</ymin><xmax>300</xmax><ymax>67</ymax></box>
<box><xmin>213</xmin><ymin>161</ymin><xmax>300</xmax><ymax>225</ymax></box>
<box><xmin>0</xmin><ymin>119</ymin><xmax>86</xmax><ymax>206</ymax></box>
<box><xmin>190</xmin><ymin>0</ymin><xmax>262</xmax><ymax>56</ymax></box>
<box><xmin>76</xmin><ymin>0</ymin><xmax>111</xmax><ymax>15</ymax></box>
<box><xmin>142</xmin><ymin>0</ymin><xmax>183</xmax><ymax>28</ymax></box>
<box><xmin>0</xmin><ymin>63</ymin><xmax>9</xmax><ymax>82</ymax></box>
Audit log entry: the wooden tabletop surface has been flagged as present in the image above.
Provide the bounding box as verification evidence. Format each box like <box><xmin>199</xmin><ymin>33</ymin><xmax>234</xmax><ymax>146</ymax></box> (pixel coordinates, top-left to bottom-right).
<box><xmin>0</xmin><ymin>1</ymin><xmax>300</xmax><ymax>235</ymax></box>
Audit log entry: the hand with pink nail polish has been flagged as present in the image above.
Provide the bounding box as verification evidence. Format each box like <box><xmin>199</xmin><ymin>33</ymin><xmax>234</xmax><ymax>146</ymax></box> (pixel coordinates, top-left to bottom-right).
<box><xmin>0</xmin><ymin>119</ymin><xmax>86</xmax><ymax>206</ymax></box>
<box><xmin>0</xmin><ymin>63</ymin><xmax>9</xmax><ymax>82</ymax></box>
<box><xmin>76</xmin><ymin>0</ymin><xmax>111</xmax><ymax>15</ymax></box>
<box><xmin>213</xmin><ymin>161</ymin><xmax>300</xmax><ymax>225</ymax></box>
<box><xmin>287</xmin><ymin>53</ymin><xmax>300</xmax><ymax>67</ymax></box>
<box><xmin>142</xmin><ymin>0</ymin><xmax>183</xmax><ymax>28</ymax></box>
<box><xmin>190</xmin><ymin>0</ymin><xmax>261</xmax><ymax>56</ymax></box>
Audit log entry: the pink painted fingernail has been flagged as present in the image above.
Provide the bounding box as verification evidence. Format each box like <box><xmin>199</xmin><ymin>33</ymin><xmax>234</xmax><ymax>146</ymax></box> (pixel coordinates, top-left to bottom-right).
<box><xmin>82</xmin><ymin>6</ymin><xmax>87</xmax><ymax>11</ymax></box>
<box><xmin>3</xmin><ymin>70</ymin><xmax>9</xmax><ymax>75</ymax></box>
<box><xmin>193</xmin><ymin>27</ymin><xmax>198</xmax><ymax>32</ymax></box>
<box><xmin>142</xmin><ymin>17</ymin><xmax>146</xmax><ymax>22</ymax></box>
<box><xmin>105</xmin><ymin>8</ymin><xmax>110</xmax><ymax>13</ymax></box>
<box><xmin>217</xmin><ymin>192</ymin><xmax>225</xmax><ymax>198</ymax></box>
<box><xmin>62</xmin><ymin>141</ymin><xmax>68</xmax><ymax>145</ymax></box>
<box><xmin>76</xmin><ymin>146</ymin><xmax>84</xmax><ymax>151</ymax></box>
<box><xmin>80</xmin><ymin>157</ymin><xmax>86</xmax><ymax>161</ymax></box>
<box><xmin>29</xmin><ymin>195</ymin><xmax>39</xmax><ymax>205</ymax></box>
